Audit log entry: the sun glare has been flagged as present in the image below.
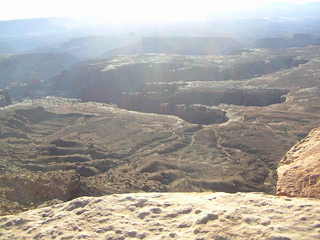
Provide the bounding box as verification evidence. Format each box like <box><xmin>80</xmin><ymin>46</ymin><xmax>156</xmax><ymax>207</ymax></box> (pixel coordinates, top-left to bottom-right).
<box><xmin>1</xmin><ymin>0</ymin><xmax>320</xmax><ymax>22</ymax></box>
<box><xmin>87</xmin><ymin>0</ymin><xmax>269</xmax><ymax>23</ymax></box>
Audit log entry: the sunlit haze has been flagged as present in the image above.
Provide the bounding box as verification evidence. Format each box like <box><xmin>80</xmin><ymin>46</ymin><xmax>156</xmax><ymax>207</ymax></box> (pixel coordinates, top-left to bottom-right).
<box><xmin>1</xmin><ymin>0</ymin><xmax>320</xmax><ymax>23</ymax></box>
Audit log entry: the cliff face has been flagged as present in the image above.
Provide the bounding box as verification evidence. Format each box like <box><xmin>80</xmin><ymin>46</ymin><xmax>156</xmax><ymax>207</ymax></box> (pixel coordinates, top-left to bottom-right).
<box><xmin>1</xmin><ymin>192</ymin><xmax>320</xmax><ymax>240</ymax></box>
<box><xmin>277</xmin><ymin>127</ymin><xmax>320</xmax><ymax>198</ymax></box>
<box><xmin>51</xmin><ymin>53</ymin><xmax>297</xmax><ymax>124</ymax></box>
<box><xmin>52</xmin><ymin>54</ymin><xmax>304</xmax><ymax>101</ymax></box>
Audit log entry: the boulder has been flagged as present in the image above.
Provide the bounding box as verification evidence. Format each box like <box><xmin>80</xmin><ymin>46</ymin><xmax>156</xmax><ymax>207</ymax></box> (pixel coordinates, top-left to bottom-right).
<box><xmin>277</xmin><ymin>127</ymin><xmax>320</xmax><ymax>198</ymax></box>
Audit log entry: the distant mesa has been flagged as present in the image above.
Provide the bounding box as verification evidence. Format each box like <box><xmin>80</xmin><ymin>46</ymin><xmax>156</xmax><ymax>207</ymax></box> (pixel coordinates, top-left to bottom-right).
<box><xmin>0</xmin><ymin>89</ymin><xmax>11</xmax><ymax>107</ymax></box>
<box><xmin>104</xmin><ymin>37</ymin><xmax>243</xmax><ymax>57</ymax></box>
<box><xmin>0</xmin><ymin>53</ymin><xmax>78</xmax><ymax>100</ymax></box>
<box><xmin>35</xmin><ymin>36</ymin><xmax>135</xmax><ymax>61</ymax></box>
<box><xmin>51</xmin><ymin>53</ymin><xmax>294</xmax><ymax>124</ymax></box>
<box><xmin>255</xmin><ymin>34</ymin><xmax>320</xmax><ymax>49</ymax></box>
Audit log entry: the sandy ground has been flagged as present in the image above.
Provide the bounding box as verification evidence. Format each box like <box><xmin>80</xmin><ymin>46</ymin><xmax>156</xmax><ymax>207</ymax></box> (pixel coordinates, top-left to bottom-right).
<box><xmin>1</xmin><ymin>192</ymin><xmax>320</xmax><ymax>240</ymax></box>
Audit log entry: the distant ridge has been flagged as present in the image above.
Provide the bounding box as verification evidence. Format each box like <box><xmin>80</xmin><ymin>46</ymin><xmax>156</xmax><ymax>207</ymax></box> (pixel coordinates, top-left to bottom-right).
<box><xmin>104</xmin><ymin>37</ymin><xmax>243</xmax><ymax>56</ymax></box>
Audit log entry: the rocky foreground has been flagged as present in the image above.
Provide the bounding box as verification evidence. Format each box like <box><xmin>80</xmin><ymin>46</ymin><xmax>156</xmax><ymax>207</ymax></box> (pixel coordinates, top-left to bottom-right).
<box><xmin>1</xmin><ymin>192</ymin><xmax>320</xmax><ymax>240</ymax></box>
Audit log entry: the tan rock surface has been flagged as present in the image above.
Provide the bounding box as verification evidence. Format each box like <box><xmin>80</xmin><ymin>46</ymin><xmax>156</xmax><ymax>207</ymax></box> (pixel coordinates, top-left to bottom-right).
<box><xmin>1</xmin><ymin>192</ymin><xmax>320</xmax><ymax>240</ymax></box>
<box><xmin>277</xmin><ymin>128</ymin><xmax>320</xmax><ymax>198</ymax></box>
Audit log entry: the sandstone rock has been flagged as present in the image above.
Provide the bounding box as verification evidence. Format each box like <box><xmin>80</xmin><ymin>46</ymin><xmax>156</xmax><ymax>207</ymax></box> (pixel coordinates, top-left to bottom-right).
<box><xmin>1</xmin><ymin>192</ymin><xmax>320</xmax><ymax>240</ymax></box>
<box><xmin>277</xmin><ymin>127</ymin><xmax>320</xmax><ymax>198</ymax></box>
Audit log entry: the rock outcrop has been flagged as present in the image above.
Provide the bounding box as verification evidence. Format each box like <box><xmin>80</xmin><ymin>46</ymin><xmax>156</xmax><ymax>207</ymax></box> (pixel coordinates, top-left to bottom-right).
<box><xmin>1</xmin><ymin>192</ymin><xmax>320</xmax><ymax>240</ymax></box>
<box><xmin>277</xmin><ymin>127</ymin><xmax>320</xmax><ymax>198</ymax></box>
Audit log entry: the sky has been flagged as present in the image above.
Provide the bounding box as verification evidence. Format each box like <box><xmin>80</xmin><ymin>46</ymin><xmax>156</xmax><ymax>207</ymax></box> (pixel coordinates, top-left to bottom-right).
<box><xmin>1</xmin><ymin>0</ymin><xmax>320</xmax><ymax>22</ymax></box>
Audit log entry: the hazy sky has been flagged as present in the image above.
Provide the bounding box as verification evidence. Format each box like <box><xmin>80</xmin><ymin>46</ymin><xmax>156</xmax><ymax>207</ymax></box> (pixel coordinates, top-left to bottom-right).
<box><xmin>1</xmin><ymin>0</ymin><xmax>320</xmax><ymax>22</ymax></box>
